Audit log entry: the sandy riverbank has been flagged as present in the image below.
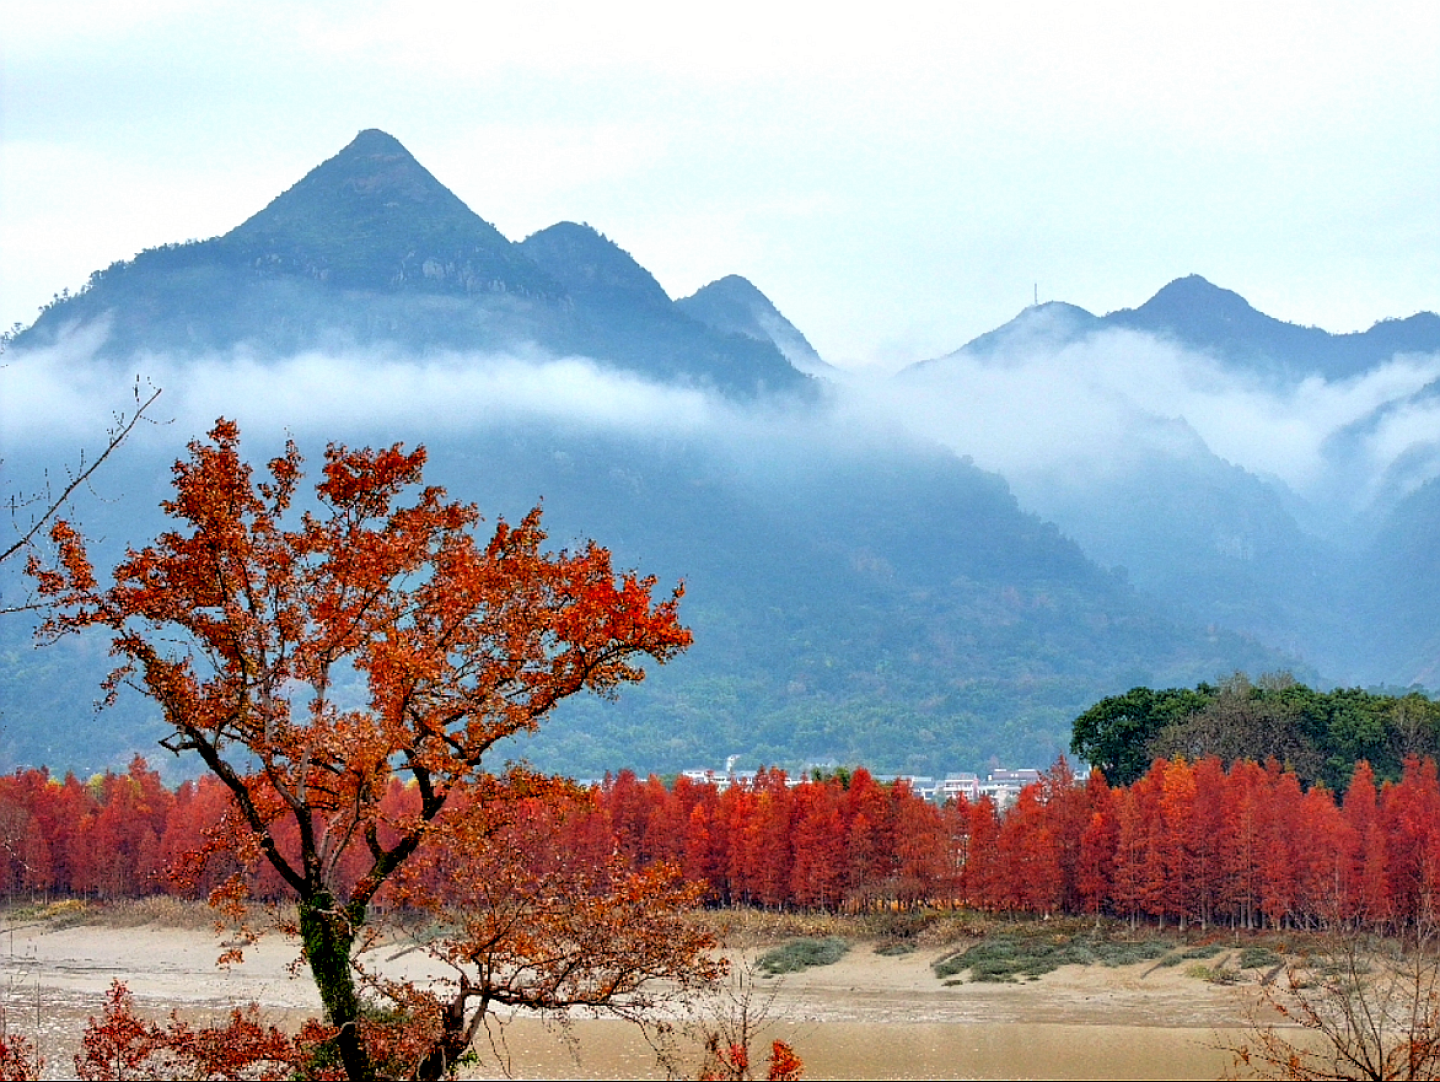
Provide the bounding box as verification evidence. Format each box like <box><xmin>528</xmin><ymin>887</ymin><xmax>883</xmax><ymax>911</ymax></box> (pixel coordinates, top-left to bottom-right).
<box><xmin>0</xmin><ymin>913</ymin><xmax>1260</xmax><ymax>1079</ymax></box>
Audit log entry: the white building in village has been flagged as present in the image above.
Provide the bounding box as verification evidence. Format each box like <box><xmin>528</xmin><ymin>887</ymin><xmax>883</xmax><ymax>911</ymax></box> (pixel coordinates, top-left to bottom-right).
<box><xmin>938</xmin><ymin>773</ymin><xmax>981</xmax><ymax>803</ymax></box>
<box><xmin>678</xmin><ymin>764</ymin><xmax>1076</xmax><ymax>807</ymax></box>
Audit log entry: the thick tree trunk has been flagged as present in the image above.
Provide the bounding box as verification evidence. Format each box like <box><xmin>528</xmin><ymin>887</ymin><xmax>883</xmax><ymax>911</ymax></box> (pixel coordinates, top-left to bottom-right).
<box><xmin>300</xmin><ymin>894</ymin><xmax>372</xmax><ymax>1082</ymax></box>
<box><xmin>414</xmin><ymin>985</ymin><xmax>479</xmax><ymax>1082</ymax></box>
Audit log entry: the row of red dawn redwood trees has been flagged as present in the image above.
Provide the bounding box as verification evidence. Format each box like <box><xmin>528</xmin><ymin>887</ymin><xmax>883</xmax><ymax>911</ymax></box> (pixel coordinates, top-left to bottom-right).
<box><xmin>3</xmin><ymin>751</ymin><xmax>1440</xmax><ymax>931</ymax></box>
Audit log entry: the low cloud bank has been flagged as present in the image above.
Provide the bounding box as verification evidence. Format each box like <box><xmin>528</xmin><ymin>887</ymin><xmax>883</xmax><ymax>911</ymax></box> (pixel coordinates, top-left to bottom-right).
<box><xmin>2</xmin><ymin>334</ymin><xmax>723</xmax><ymax>449</ymax></box>
<box><xmin>5</xmin><ymin>320</ymin><xmax>1439</xmax><ymax>536</ymax></box>
<box><xmin>852</xmin><ymin>327</ymin><xmax>1440</xmax><ymax>520</ymax></box>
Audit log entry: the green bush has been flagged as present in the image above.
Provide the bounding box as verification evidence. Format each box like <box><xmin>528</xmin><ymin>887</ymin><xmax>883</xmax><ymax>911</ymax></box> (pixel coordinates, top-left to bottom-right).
<box><xmin>1238</xmin><ymin>946</ymin><xmax>1282</xmax><ymax>969</ymax></box>
<box><xmin>757</xmin><ymin>937</ymin><xmax>850</xmax><ymax>975</ymax></box>
<box><xmin>1180</xmin><ymin>944</ymin><xmax>1225</xmax><ymax>960</ymax></box>
<box><xmin>933</xmin><ymin>933</ymin><xmax>1172</xmax><ymax>983</ymax></box>
<box><xmin>1187</xmin><ymin>962</ymin><xmax>1241</xmax><ymax>984</ymax></box>
<box><xmin>874</xmin><ymin>940</ymin><xmax>918</xmax><ymax>957</ymax></box>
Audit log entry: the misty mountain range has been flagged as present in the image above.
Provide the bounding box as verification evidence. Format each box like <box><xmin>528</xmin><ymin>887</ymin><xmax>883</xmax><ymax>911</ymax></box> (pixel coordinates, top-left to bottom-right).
<box><xmin>3</xmin><ymin>129</ymin><xmax>1439</xmax><ymax>779</ymax></box>
<box><xmin>16</xmin><ymin>129</ymin><xmax>808</xmax><ymax>399</ymax></box>
<box><xmin>941</xmin><ymin>276</ymin><xmax>1440</xmax><ymax>382</ymax></box>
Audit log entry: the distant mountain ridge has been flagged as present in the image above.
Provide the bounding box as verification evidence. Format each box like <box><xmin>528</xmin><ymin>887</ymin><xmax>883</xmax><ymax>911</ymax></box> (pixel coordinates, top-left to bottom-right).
<box><xmin>924</xmin><ymin>274</ymin><xmax>1440</xmax><ymax>381</ymax></box>
<box><xmin>15</xmin><ymin>130</ymin><xmax>809</xmax><ymax>397</ymax></box>
<box><xmin>31</xmin><ymin>129</ymin><xmax>1436</xmax><ymax>392</ymax></box>
<box><xmin>901</xmin><ymin>275</ymin><xmax>1440</xmax><ymax>688</ymax></box>
<box><xmin>1109</xmin><ymin>276</ymin><xmax>1440</xmax><ymax>381</ymax></box>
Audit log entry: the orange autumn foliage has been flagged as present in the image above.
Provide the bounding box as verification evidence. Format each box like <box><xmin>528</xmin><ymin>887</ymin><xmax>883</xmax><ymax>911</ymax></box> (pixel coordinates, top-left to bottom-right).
<box><xmin>75</xmin><ymin>980</ymin><xmax>298</xmax><ymax>1081</ymax></box>
<box><xmin>34</xmin><ymin>420</ymin><xmax>713</xmax><ymax>1082</ymax></box>
<box><xmin>699</xmin><ymin>1038</ymin><xmax>805</xmax><ymax>1081</ymax></box>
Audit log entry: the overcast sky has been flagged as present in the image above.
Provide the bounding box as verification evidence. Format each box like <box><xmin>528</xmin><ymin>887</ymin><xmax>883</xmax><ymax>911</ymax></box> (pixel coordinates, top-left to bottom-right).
<box><xmin>3</xmin><ymin>1</ymin><xmax>1438</xmax><ymax>371</ymax></box>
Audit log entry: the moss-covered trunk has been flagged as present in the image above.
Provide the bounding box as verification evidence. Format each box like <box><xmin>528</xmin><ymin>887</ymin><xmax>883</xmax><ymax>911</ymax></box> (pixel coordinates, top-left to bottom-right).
<box><xmin>300</xmin><ymin>894</ymin><xmax>372</xmax><ymax>1082</ymax></box>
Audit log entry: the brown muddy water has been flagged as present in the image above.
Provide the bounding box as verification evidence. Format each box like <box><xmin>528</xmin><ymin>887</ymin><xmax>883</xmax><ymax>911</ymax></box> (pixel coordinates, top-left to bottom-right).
<box><xmin>484</xmin><ymin>1017</ymin><xmax>1241</xmax><ymax>1080</ymax></box>
<box><xmin>10</xmin><ymin>997</ymin><xmax>1244</xmax><ymax>1080</ymax></box>
<box><xmin>10</xmin><ymin>995</ymin><xmax>1244</xmax><ymax>1081</ymax></box>
<box><xmin>0</xmin><ymin>920</ymin><xmax>1256</xmax><ymax>1080</ymax></box>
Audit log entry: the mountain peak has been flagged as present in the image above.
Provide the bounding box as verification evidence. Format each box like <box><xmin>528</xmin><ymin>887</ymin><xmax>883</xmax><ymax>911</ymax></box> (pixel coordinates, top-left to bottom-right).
<box><xmin>907</xmin><ymin>300</ymin><xmax>1100</xmax><ymax>372</ymax></box>
<box><xmin>347</xmin><ymin>128</ymin><xmax>410</xmax><ymax>155</ymax></box>
<box><xmin>220</xmin><ymin>130</ymin><xmax>556</xmax><ymax>296</ymax></box>
<box><xmin>1155</xmin><ymin>273</ymin><xmax>1226</xmax><ymax>295</ymax></box>
<box><xmin>1104</xmin><ymin>274</ymin><xmax>1299</xmax><ymax>366</ymax></box>
<box><xmin>677</xmin><ymin>275</ymin><xmax>830</xmax><ymax>374</ymax></box>
<box><xmin>519</xmin><ymin>222</ymin><xmax>673</xmax><ymax>311</ymax></box>
<box><xmin>229</xmin><ymin>129</ymin><xmax>461</xmax><ymax>236</ymax></box>
<box><xmin>1102</xmin><ymin>276</ymin><xmax>1440</xmax><ymax>380</ymax></box>
<box><xmin>1134</xmin><ymin>275</ymin><xmax>1260</xmax><ymax>323</ymax></box>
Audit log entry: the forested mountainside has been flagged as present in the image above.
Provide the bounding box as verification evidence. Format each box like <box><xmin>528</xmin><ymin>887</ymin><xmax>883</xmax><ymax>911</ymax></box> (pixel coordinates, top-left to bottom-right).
<box><xmin>0</xmin><ymin>417</ymin><xmax>1289</xmax><ymax>778</ymax></box>
<box><xmin>900</xmin><ymin>280</ymin><xmax>1440</xmax><ymax>688</ymax></box>
<box><xmin>7</xmin><ymin>128</ymin><xmax>1436</xmax><ymax>778</ymax></box>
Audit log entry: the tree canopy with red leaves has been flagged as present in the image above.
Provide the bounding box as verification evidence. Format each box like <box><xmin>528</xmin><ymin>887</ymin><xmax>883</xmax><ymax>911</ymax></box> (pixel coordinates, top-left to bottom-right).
<box><xmin>33</xmin><ymin>419</ymin><xmax>715</xmax><ymax>1081</ymax></box>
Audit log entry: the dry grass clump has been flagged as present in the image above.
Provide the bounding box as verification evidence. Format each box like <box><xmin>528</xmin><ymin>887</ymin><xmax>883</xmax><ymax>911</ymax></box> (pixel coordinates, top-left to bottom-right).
<box><xmin>89</xmin><ymin>897</ymin><xmax>225</xmax><ymax>930</ymax></box>
<box><xmin>0</xmin><ymin>896</ymin><xmax>280</xmax><ymax>932</ymax></box>
<box><xmin>2</xmin><ymin>898</ymin><xmax>94</xmax><ymax>929</ymax></box>
<box><xmin>1186</xmin><ymin>958</ymin><xmax>1243</xmax><ymax>983</ymax></box>
<box><xmin>691</xmin><ymin>907</ymin><xmax>857</xmax><ymax>949</ymax></box>
<box><xmin>691</xmin><ymin>907</ymin><xmax>1158</xmax><ymax>955</ymax></box>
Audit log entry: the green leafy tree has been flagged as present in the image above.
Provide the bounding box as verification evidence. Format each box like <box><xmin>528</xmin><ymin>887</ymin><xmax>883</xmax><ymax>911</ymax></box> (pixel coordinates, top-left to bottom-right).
<box><xmin>1070</xmin><ymin>684</ymin><xmax>1214</xmax><ymax>786</ymax></box>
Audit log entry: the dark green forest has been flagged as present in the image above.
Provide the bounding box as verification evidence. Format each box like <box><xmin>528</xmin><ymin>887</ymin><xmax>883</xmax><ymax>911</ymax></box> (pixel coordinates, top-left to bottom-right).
<box><xmin>1071</xmin><ymin>673</ymin><xmax>1440</xmax><ymax>790</ymax></box>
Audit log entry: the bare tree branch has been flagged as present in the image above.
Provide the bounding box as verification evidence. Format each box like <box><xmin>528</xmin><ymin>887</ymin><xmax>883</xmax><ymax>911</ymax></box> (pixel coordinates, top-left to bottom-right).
<box><xmin>0</xmin><ymin>381</ymin><xmax>161</xmax><ymax>611</ymax></box>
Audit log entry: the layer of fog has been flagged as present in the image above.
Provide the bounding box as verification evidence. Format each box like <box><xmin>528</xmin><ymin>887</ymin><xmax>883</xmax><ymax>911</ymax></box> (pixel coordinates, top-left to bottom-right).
<box><xmin>0</xmin><ymin>328</ymin><xmax>890</xmax><ymax>551</ymax></box>
<box><xmin>5</xmin><ymin>319</ymin><xmax>1440</xmax><ymax>550</ymax></box>
<box><xmin>854</xmin><ymin>327</ymin><xmax>1440</xmax><ymax>544</ymax></box>
<box><xmin>1</xmin><ymin>325</ymin><xmax>722</xmax><ymax>450</ymax></box>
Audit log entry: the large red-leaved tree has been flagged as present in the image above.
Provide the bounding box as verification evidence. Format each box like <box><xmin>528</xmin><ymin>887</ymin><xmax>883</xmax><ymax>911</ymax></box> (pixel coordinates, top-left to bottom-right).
<box><xmin>32</xmin><ymin>419</ymin><xmax>719</xmax><ymax>1081</ymax></box>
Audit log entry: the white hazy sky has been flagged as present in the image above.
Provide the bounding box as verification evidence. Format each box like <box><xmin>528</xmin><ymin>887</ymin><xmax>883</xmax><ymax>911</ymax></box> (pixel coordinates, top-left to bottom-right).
<box><xmin>3</xmin><ymin>1</ymin><xmax>1438</xmax><ymax>371</ymax></box>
